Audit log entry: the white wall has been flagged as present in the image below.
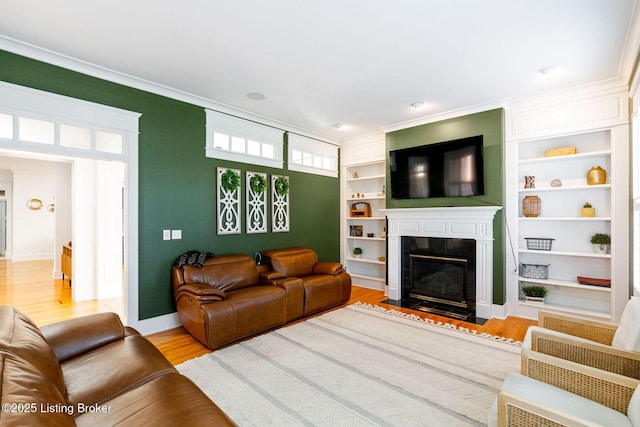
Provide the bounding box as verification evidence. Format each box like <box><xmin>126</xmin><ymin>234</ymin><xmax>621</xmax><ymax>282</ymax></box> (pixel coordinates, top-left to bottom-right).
<box><xmin>0</xmin><ymin>156</ymin><xmax>70</xmax><ymax>261</ymax></box>
<box><xmin>53</xmin><ymin>162</ymin><xmax>72</xmax><ymax>275</ymax></box>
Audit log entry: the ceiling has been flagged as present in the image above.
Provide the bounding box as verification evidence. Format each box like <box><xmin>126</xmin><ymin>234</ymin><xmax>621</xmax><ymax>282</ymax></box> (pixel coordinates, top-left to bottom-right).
<box><xmin>0</xmin><ymin>0</ymin><xmax>638</xmax><ymax>141</ymax></box>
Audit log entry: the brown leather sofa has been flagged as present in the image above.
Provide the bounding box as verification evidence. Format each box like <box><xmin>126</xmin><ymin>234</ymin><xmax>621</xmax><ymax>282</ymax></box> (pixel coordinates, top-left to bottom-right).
<box><xmin>259</xmin><ymin>247</ymin><xmax>352</xmax><ymax>316</ymax></box>
<box><xmin>0</xmin><ymin>306</ymin><xmax>235</xmax><ymax>426</ymax></box>
<box><xmin>172</xmin><ymin>253</ymin><xmax>305</xmax><ymax>350</ymax></box>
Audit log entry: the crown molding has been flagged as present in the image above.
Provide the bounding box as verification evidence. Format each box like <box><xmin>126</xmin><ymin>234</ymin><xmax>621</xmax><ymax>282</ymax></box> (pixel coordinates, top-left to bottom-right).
<box><xmin>380</xmin><ymin>100</ymin><xmax>507</xmax><ymax>133</ymax></box>
<box><xmin>0</xmin><ymin>36</ymin><xmax>340</xmax><ymax>146</ymax></box>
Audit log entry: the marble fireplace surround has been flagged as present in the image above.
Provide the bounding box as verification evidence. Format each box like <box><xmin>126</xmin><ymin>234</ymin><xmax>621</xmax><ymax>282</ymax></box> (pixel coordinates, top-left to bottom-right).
<box><xmin>382</xmin><ymin>206</ymin><xmax>502</xmax><ymax>320</ymax></box>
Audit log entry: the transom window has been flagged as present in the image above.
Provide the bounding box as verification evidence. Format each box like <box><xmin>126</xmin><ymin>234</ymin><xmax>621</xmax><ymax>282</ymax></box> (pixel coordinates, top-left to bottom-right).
<box><xmin>205</xmin><ymin>109</ymin><xmax>284</xmax><ymax>168</ymax></box>
<box><xmin>288</xmin><ymin>133</ymin><xmax>338</xmax><ymax>177</ymax></box>
<box><xmin>0</xmin><ymin>112</ymin><xmax>125</xmax><ymax>159</ymax></box>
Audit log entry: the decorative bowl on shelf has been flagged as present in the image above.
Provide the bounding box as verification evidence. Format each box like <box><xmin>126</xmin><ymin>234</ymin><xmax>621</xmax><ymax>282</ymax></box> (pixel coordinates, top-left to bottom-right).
<box><xmin>577</xmin><ymin>276</ymin><xmax>611</xmax><ymax>288</ymax></box>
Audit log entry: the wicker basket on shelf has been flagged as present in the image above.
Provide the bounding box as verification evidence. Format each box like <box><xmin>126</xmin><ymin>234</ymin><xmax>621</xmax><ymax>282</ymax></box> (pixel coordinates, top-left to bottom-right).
<box><xmin>520</xmin><ymin>263</ymin><xmax>549</xmax><ymax>279</ymax></box>
<box><xmin>525</xmin><ymin>237</ymin><xmax>554</xmax><ymax>251</ymax></box>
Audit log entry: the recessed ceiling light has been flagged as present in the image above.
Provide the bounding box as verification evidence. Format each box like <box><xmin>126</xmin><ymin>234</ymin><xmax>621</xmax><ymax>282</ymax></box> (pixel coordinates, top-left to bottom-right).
<box><xmin>246</xmin><ymin>92</ymin><xmax>266</xmax><ymax>101</ymax></box>
<box><xmin>538</xmin><ymin>66</ymin><xmax>556</xmax><ymax>76</ymax></box>
<box><xmin>334</xmin><ymin>123</ymin><xmax>344</xmax><ymax>130</ymax></box>
<box><xmin>411</xmin><ymin>101</ymin><xmax>424</xmax><ymax>109</ymax></box>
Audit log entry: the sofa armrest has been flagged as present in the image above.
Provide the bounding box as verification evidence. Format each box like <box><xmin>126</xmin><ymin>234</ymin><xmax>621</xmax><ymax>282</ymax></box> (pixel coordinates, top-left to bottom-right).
<box><xmin>538</xmin><ymin>311</ymin><xmax>617</xmax><ymax>345</ymax></box>
<box><xmin>175</xmin><ymin>283</ymin><xmax>227</xmax><ymax>303</ymax></box>
<box><xmin>40</xmin><ymin>312</ymin><xmax>126</xmax><ymax>363</ymax></box>
<box><xmin>259</xmin><ymin>269</ymin><xmax>287</xmax><ymax>284</ymax></box>
<box><xmin>526</xmin><ymin>326</ymin><xmax>640</xmax><ymax>379</ymax></box>
<box><xmin>313</xmin><ymin>261</ymin><xmax>343</xmax><ymax>275</ymax></box>
<box><xmin>521</xmin><ymin>348</ymin><xmax>639</xmax><ymax>413</ymax></box>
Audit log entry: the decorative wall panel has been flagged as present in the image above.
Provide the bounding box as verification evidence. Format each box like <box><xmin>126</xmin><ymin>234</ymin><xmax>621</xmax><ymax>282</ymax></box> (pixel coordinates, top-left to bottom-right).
<box><xmin>217</xmin><ymin>167</ymin><xmax>241</xmax><ymax>234</ymax></box>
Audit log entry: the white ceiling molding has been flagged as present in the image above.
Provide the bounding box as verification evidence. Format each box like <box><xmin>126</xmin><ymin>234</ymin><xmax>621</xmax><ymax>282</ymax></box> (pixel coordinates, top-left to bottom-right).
<box><xmin>0</xmin><ymin>36</ymin><xmax>340</xmax><ymax>146</ymax></box>
<box><xmin>380</xmin><ymin>100</ymin><xmax>507</xmax><ymax>134</ymax></box>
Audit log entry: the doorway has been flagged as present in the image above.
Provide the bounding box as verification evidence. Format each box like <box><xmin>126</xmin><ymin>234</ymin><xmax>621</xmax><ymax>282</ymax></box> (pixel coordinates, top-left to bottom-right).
<box><xmin>0</xmin><ymin>153</ymin><xmax>125</xmax><ymax>319</ymax></box>
<box><xmin>0</xmin><ymin>81</ymin><xmax>139</xmax><ymax>329</ymax></box>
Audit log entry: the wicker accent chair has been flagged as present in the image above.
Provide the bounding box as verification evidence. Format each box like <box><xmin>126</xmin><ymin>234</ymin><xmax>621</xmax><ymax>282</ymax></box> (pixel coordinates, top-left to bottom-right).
<box><xmin>489</xmin><ymin>349</ymin><xmax>640</xmax><ymax>427</ymax></box>
<box><xmin>523</xmin><ymin>297</ymin><xmax>640</xmax><ymax>379</ymax></box>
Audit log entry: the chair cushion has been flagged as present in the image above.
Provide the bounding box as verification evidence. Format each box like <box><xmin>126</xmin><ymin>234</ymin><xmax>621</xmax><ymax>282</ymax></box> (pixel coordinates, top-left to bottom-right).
<box><xmin>492</xmin><ymin>372</ymin><xmax>631</xmax><ymax>427</ymax></box>
<box><xmin>612</xmin><ymin>297</ymin><xmax>640</xmax><ymax>352</ymax></box>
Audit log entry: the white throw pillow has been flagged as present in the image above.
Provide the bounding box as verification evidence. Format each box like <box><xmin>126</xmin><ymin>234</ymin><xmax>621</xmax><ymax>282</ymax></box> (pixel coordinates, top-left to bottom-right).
<box><xmin>612</xmin><ymin>297</ymin><xmax>640</xmax><ymax>352</ymax></box>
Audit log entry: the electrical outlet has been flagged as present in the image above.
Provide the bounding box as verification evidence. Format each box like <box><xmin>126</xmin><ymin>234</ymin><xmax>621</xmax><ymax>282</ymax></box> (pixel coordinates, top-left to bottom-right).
<box><xmin>171</xmin><ymin>229</ymin><xmax>182</xmax><ymax>240</ymax></box>
<box><xmin>163</xmin><ymin>229</ymin><xmax>171</xmax><ymax>240</ymax></box>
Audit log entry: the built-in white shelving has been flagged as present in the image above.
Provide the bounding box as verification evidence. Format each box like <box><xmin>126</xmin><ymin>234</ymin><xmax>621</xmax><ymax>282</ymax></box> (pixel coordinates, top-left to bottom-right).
<box><xmin>340</xmin><ymin>133</ymin><xmax>387</xmax><ymax>291</ymax></box>
<box><xmin>506</xmin><ymin>124</ymin><xmax>629</xmax><ymax>322</ymax></box>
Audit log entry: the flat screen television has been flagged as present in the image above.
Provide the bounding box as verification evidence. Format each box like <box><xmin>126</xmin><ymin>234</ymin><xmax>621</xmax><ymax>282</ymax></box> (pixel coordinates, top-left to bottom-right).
<box><xmin>389</xmin><ymin>135</ymin><xmax>484</xmax><ymax>199</ymax></box>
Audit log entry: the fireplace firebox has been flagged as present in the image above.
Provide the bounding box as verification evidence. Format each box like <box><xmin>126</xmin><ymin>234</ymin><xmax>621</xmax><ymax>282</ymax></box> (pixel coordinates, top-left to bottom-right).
<box><xmin>401</xmin><ymin>236</ymin><xmax>476</xmax><ymax>318</ymax></box>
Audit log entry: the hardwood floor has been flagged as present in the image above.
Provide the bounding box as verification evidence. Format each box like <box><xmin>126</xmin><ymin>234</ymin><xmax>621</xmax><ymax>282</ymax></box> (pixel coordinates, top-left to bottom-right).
<box><xmin>0</xmin><ymin>258</ymin><xmax>536</xmax><ymax>366</ymax></box>
<box><xmin>0</xmin><ymin>258</ymin><xmax>123</xmax><ymax>326</ymax></box>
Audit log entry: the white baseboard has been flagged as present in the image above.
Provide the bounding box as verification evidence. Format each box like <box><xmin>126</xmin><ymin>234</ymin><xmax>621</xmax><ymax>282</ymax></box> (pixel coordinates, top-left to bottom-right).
<box><xmin>129</xmin><ymin>312</ymin><xmax>181</xmax><ymax>336</ymax></box>
<box><xmin>491</xmin><ymin>303</ymin><xmax>508</xmax><ymax>319</ymax></box>
<box><xmin>11</xmin><ymin>253</ymin><xmax>54</xmax><ymax>262</ymax></box>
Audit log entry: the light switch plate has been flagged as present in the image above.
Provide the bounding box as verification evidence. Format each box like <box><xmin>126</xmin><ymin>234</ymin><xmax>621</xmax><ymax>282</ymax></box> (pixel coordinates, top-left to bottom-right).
<box><xmin>163</xmin><ymin>229</ymin><xmax>171</xmax><ymax>240</ymax></box>
<box><xmin>171</xmin><ymin>229</ymin><xmax>182</xmax><ymax>239</ymax></box>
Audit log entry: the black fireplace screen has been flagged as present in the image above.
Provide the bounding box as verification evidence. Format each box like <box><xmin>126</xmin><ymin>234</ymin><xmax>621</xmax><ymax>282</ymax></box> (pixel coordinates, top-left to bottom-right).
<box><xmin>401</xmin><ymin>236</ymin><xmax>476</xmax><ymax>311</ymax></box>
<box><xmin>409</xmin><ymin>254</ymin><xmax>467</xmax><ymax>306</ymax></box>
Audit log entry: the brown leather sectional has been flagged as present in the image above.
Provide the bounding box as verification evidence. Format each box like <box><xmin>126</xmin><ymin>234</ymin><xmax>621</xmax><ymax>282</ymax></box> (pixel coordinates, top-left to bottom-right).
<box><xmin>172</xmin><ymin>248</ymin><xmax>351</xmax><ymax>350</ymax></box>
<box><xmin>0</xmin><ymin>306</ymin><xmax>235</xmax><ymax>426</ymax></box>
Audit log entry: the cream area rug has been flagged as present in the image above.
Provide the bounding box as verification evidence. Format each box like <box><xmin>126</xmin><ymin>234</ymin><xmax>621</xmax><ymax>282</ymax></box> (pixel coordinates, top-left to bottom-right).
<box><xmin>176</xmin><ymin>303</ymin><xmax>521</xmax><ymax>426</ymax></box>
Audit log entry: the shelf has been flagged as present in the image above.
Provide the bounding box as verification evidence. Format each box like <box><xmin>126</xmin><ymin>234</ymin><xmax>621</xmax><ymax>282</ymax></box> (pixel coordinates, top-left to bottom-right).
<box><xmin>346</xmin><ymin>174</ymin><xmax>385</xmax><ymax>182</ymax></box>
<box><xmin>347</xmin><ymin>216</ymin><xmax>386</xmax><ymax>221</ymax></box>
<box><xmin>518</xmin><ymin>276</ymin><xmax>612</xmax><ymax>292</ymax></box>
<box><xmin>519</xmin><ymin>249</ymin><xmax>611</xmax><ymax>259</ymax></box>
<box><xmin>517</xmin><ymin>301</ymin><xmax>611</xmax><ymax>319</ymax></box>
<box><xmin>349</xmin><ymin>273</ymin><xmax>386</xmax><ymax>283</ymax></box>
<box><xmin>347</xmin><ymin>257</ymin><xmax>385</xmax><ymax>265</ymax></box>
<box><xmin>519</xmin><ymin>217</ymin><xmax>611</xmax><ymax>221</ymax></box>
<box><xmin>518</xmin><ymin>150</ymin><xmax>611</xmax><ymax>165</ymax></box>
<box><xmin>519</xmin><ymin>184</ymin><xmax>611</xmax><ymax>193</ymax></box>
<box><xmin>347</xmin><ymin>236</ymin><xmax>386</xmax><ymax>241</ymax></box>
<box><xmin>347</xmin><ymin>196</ymin><xmax>385</xmax><ymax>201</ymax></box>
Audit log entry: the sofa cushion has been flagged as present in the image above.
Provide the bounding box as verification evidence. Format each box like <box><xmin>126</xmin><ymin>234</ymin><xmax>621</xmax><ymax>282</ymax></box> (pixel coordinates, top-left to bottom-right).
<box><xmin>75</xmin><ymin>373</ymin><xmax>236</xmax><ymax>427</ymax></box>
<box><xmin>202</xmin><ymin>286</ymin><xmax>287</xmax><ymax>349</ymax></box>
<box><xmin>184</xmin><ymin>255</ymin><xmax>258</xmax><ymax>292</ymax></box>
<box><xmin>0</xmin><ymin>350</ymin><xmax>75</xmax><ymax>427</ymax></box>
<box><xmin>269</xmin><ymin>249</ymin><xmax>318</xmax><ymax>277</ymax></box>
<box><xmin>0</xmin><ymin>306</ymin><xmax>66</xmax><ymax>396</ymax></box>
<box><xmin>612</xmin><ymin>297</ymin><xmax>640</xmax><ymax>352</ymax></box>
<box><xmin>61</xmin><ymin>333</ymin><xmax>176</xmax><ymax>409</ymax></box>
<box><xmin>301</xmin><ymin>275</ymin><xmax>342</xmax><ymax>315</ymax></box>
<box><xmin>41</xmin><ymin>312</ymin><xmax>126</xmax><ymax>363</ymax></box>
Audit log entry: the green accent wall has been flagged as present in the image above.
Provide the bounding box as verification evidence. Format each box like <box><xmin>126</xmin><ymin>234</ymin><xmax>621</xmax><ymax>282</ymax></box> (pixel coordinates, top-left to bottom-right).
<box><xmin>0</xmin><ymin>50</ymin><xmax>340</xmax><ymax>319</ymax></box>
<box><xmin>386</xmin><ymin>109</ymin><xmax>506</xmax><ymax>304</ymax></box>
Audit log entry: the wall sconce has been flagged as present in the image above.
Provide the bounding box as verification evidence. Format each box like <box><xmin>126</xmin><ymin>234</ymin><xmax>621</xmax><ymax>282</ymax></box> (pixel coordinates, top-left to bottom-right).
<box><xmin>26</xmin><ymin>198</ymin><xmax>43</xmax><ymax>210</ymax></box>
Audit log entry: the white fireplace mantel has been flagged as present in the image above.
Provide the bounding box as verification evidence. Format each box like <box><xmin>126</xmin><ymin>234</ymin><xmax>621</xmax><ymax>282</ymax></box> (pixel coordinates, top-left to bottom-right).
<box><xmin>382</xmin><ymin>206</ymin><xmax>502</xmax><ymax>319</ymax></box>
